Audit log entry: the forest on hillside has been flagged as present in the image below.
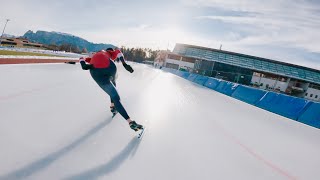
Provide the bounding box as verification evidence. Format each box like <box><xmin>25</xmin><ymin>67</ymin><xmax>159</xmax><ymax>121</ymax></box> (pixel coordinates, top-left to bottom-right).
<box><xmin>45</xmin><ymin>43</ymin><xmax>159</xmax><ymax>62</ymax></box>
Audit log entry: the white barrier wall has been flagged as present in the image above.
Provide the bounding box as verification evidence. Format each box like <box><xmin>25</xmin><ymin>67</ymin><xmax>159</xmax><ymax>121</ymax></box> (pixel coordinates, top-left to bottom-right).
<box><xmin>305</xmin><ymin>88</ymin><xmax>320</xmax><ymax>102</ymax></box>
<box><xmin>251</xmin><ymin>76</ymin><xmax>288</xmax><ymax>92</ymax></box>
<box><xmin>165</xmin><ymin>58</ymin><xmax>194</xmax><ymax>69</ymax></box>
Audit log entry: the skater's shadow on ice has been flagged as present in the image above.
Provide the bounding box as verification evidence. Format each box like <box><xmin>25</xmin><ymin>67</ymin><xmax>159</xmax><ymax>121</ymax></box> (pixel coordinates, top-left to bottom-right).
<box><xmin>0</xmin><ymin>117</ymin><xmax>113</xmax><ymax>180</ymax></box>
<box><xmin>65</xmin><ymin>137</ymin><xmax>142</xmax><ymax>180</ymax></box>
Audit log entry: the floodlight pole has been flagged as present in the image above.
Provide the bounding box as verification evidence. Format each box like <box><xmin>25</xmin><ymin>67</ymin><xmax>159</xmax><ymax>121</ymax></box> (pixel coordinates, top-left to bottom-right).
<box><xmin>0</xmin><ymin>19</ymin><xmax>10</xmax><ymax>46</ymax></box>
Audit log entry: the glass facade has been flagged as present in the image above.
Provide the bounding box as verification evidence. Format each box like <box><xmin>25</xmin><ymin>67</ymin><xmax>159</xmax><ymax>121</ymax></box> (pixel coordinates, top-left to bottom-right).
<box><xmin>166</xmin><ymin>62</ymin><xmax>179</xmax><ymax>69</ymax></box>
<box><xmin>309</xmin><ymin>83</ymin><xmax>320</xmax><ymax>90</ymax></box>
<box><xmin>211</xmin><ymin>62</ymin><xmax>254</xmax><ymax>85</ymax></box>
<box><xmin>173</xmin><ymin>44</ymin><xmax>320</xmax><ymax>85</ymax></box>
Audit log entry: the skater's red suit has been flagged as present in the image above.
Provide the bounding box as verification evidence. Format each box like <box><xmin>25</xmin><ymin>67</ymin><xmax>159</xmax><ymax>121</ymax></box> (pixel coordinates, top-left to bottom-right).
<box><xmin>79</xmin><ymin>48</ymin><xmax>143</xmax><ymax>132</ymax></box>
<box><xmin>85</xmin><ymin>50</ymin><xmax>124</xmax><ymax>68</ymax></box>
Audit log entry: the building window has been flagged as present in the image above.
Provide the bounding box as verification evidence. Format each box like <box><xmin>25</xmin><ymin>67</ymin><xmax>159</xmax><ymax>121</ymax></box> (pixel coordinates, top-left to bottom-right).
<box><xmin>23</xmin><ymin>44</ymin><xmax>41</xmax><ymax>47</ymax></box>
<box><xmin>167</xmin><ymin>54</ymin><xmax>181</xmax><ymax>61</ymax></box>
<box><xmin>165</xmin><ymin>63</ymin><xmax>179</xmax><ymax>70</ymax></box>
<box><xmin>316</xmin><ymin>95</ymin><xmax>318</xmax><ymax>99</ymax></box>
<box><xmin>181</xmin><ymin>57</ymin><xmax>196</xmax><ymax>63</ymax></box>
<box><xmin>310</xmin><ymin>94</ymin><xmax>313</xmax><ymax>97</ymax></box>
<box><xmin>305</xmin><ymin>93</ymin><xmax>308</xmax><ymax>96</ymax></box>
<box><xmin>279</xmin><ymin>77</ymin><xmax>288</xmax><ymax>82</ymax></box>
<box><xmin>1</xmin><ymin>41</ymin><xmax>17</xmax><ymax>45</ymax></box>
<box><xmin>309</xmin><ymin>84</ymin><xmax>320</xmax><ymax>90</ymax></box>
<box><xmin>253</xmin><ymin>72</ymin><xmax>261</xmax><ymax>77</ymax></box>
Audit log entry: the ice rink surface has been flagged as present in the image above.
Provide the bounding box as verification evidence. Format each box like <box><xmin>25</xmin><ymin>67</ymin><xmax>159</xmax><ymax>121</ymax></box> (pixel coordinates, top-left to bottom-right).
<box><xmin>0</xmin><ymin>63</ymin><xmax>320</xmax><ymax>180</ymax></box>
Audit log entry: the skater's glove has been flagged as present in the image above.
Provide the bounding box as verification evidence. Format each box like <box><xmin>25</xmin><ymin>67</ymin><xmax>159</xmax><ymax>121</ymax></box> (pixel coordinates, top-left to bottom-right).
<box><xmin>79</xmin><ymin>57</ymin><xmax>93</xmax><ymax>70</ymax></box>
<box><xmin>79</xmin><ymin>57</ymin><xmax>85</xmax><ymax>63</ymax></box>
<box><xmin>123</xmin><ymin>63</ymin><xmax>134</xmax><ymax>73</ymax></box>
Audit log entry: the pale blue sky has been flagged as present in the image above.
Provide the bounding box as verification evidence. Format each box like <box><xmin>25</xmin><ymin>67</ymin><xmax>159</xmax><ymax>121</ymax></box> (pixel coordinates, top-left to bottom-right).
<box><xmin>1</xmin><ymin>0</ymin><xmax>320</xmax><ymax>69</ymax></box>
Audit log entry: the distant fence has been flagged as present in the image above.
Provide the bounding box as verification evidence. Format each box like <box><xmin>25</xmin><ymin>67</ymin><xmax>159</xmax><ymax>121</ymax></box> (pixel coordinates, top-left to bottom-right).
<box><xmin>162</xmin><ymin>67</ymin><xmax>320</xmax><ymax>129</ymax></box>
<box><xmin>0</xmin><ymin>46</ymin><xmax>82</xmax><ymax>58</ymax></box>
<box><xmin>0</xmin><ymin>58</ymin><xmax>78</xmax><ymax>64</ymax></box>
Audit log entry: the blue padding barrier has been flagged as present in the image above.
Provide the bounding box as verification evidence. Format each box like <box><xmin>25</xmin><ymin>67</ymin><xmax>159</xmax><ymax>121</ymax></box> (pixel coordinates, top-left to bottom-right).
<box><xmin>162</xmin><ymin>67</ymin><xmax>175</xmax><ymax>74</ymax></box>
<box><xmin>297</xmin><ymin>102</ymin><xmax>320</xmax><ymax>128</ymax></box>
<box><xmin>160</xmin><ymin>67</ymin><xmax>168</xmax><ymax>71</ymax></box>
<box><xmin>175</xmin><ymin>70</ymin><xmax>183</xmax><ymax>76</ymax></box>
<box><xmin>162</xmin><ymin>67</ymin><xmax>169</xmax><ymax>72</ymax></box>
<box><xmin>204</xmin><ymin>77</ymin><xmax>221</xmax><ymax>90</ymax></box>
<box><xmin>176</xmin><ymin>71</ymin><xmax>190</xmax><ymax>79</ymax></box>
<box><xmin>215</xmin><ymin>81</ymin><xmax>239</xmax><ymax>96</ymax></box>
<box><xmin>182</xmin><ymin>72</ymin><xmax>191</xmax><ymax>79</ymax></box>
<box><xmin>172</xmin><ymin>69</ymin><xmax>180</xmax><ymax>75</ymax></box>
<box><xmin>231</xmin><ymin>85</ymin><xmax>267</xmax><ymax>105</ymax></box>
<box><xmin>256</xmin><ymin>92</ymin><xmax>311</xmax><ymax>120</ymax></box>
<box><xmin>193</xmin><ymin>75</ymin><xmax>209</xmax><ymax>86</ymax></box>
<box><xmin>187</xmin><ymin>74</ymin><xmax>198</xmax><ymax>81</ymax></box>
<box><xmin>168</xmin><ymin>69</ymin><xmax>178</xmax><ymax>74</ymax></box>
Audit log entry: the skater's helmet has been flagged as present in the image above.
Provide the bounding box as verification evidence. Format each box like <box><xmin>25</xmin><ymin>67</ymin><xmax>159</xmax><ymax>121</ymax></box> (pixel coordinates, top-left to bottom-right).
<box><xmin>106</xmin><ymin>47</ymin><xmax>114</xmax><ymax>51</ymax></box>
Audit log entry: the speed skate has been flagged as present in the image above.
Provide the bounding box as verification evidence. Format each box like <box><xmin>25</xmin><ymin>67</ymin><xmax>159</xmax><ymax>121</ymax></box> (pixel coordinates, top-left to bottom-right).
<box><xmin>137</xmin><ymin>127</ymin><xmax>145</xmax><ymax>139</ymax></box>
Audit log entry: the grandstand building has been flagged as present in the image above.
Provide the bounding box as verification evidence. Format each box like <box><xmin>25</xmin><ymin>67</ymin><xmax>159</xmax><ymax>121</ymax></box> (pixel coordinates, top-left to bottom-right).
<box><xmin>160</xmin><ymin>43</ymin><xmax>320</xmax><ymax>102</ymax></box>
<box><xmin>0</xmin><ymin>37</ymin><xmax>43</xmax><ymax>48</ymax></box>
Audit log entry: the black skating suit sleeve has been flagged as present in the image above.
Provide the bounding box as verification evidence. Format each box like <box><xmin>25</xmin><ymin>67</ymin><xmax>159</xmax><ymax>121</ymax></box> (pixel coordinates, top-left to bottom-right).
<box><xmin>80</xmin><ymin>61</ymin><xmax>94</xmax><ymax>70</ymax></box>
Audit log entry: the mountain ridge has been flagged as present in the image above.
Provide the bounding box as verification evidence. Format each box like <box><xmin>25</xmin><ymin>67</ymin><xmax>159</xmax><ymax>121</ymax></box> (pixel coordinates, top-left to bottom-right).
<box><xmin>23</xmin><ymin>30</ymin><xmax>115</xmax><ymax>52</ymax></box>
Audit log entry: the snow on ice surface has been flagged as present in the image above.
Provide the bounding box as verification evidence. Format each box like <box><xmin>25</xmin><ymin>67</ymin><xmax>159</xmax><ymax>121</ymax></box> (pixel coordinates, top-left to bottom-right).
<box><xmin>0</xmin><ymin>63</ymin><xmax>320</xmax><ymax>180</ymax></box>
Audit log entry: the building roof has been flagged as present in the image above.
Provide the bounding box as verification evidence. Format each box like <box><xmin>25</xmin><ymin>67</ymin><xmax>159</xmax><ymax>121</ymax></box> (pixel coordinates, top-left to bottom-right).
<box><xmin>0</xmin><ymin>37</ymin><xmax>43</xmax><ymax>47</ymax></box>
<box><xmin>173</xmin><ymin>43</ymin><xmax>320</xmax><ymax>85</ymax></box>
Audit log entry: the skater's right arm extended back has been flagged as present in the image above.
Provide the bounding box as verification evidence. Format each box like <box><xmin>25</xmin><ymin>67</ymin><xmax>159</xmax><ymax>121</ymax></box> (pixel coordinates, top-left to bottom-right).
<box><xmin>111</xmin><ymin>50</ymin><xmax>134</xmax><ymax>73</ymax></box>
<box><xmin>79</xmin><ymin>57</ymin><xmax>93</xmax><ymax>70</ymax></box>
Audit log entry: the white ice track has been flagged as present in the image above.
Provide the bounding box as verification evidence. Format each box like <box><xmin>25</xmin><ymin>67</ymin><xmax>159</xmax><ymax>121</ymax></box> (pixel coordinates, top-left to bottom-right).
<box><xmin>0</xmin><ymin>63</ymin><xmax>320</xmax><ymax>180</ymax></box>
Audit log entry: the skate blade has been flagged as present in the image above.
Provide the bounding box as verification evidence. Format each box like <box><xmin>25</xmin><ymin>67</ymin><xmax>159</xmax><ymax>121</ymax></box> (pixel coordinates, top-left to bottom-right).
<box><xmin>112</xmin><ymin>112</ymin><xmax>118</xmax><ymax>118</ymax></box>
<box><xmin>137</xmin><ymin>127</ymin><xmax>145</xmax><ymax>139</ymax></box>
